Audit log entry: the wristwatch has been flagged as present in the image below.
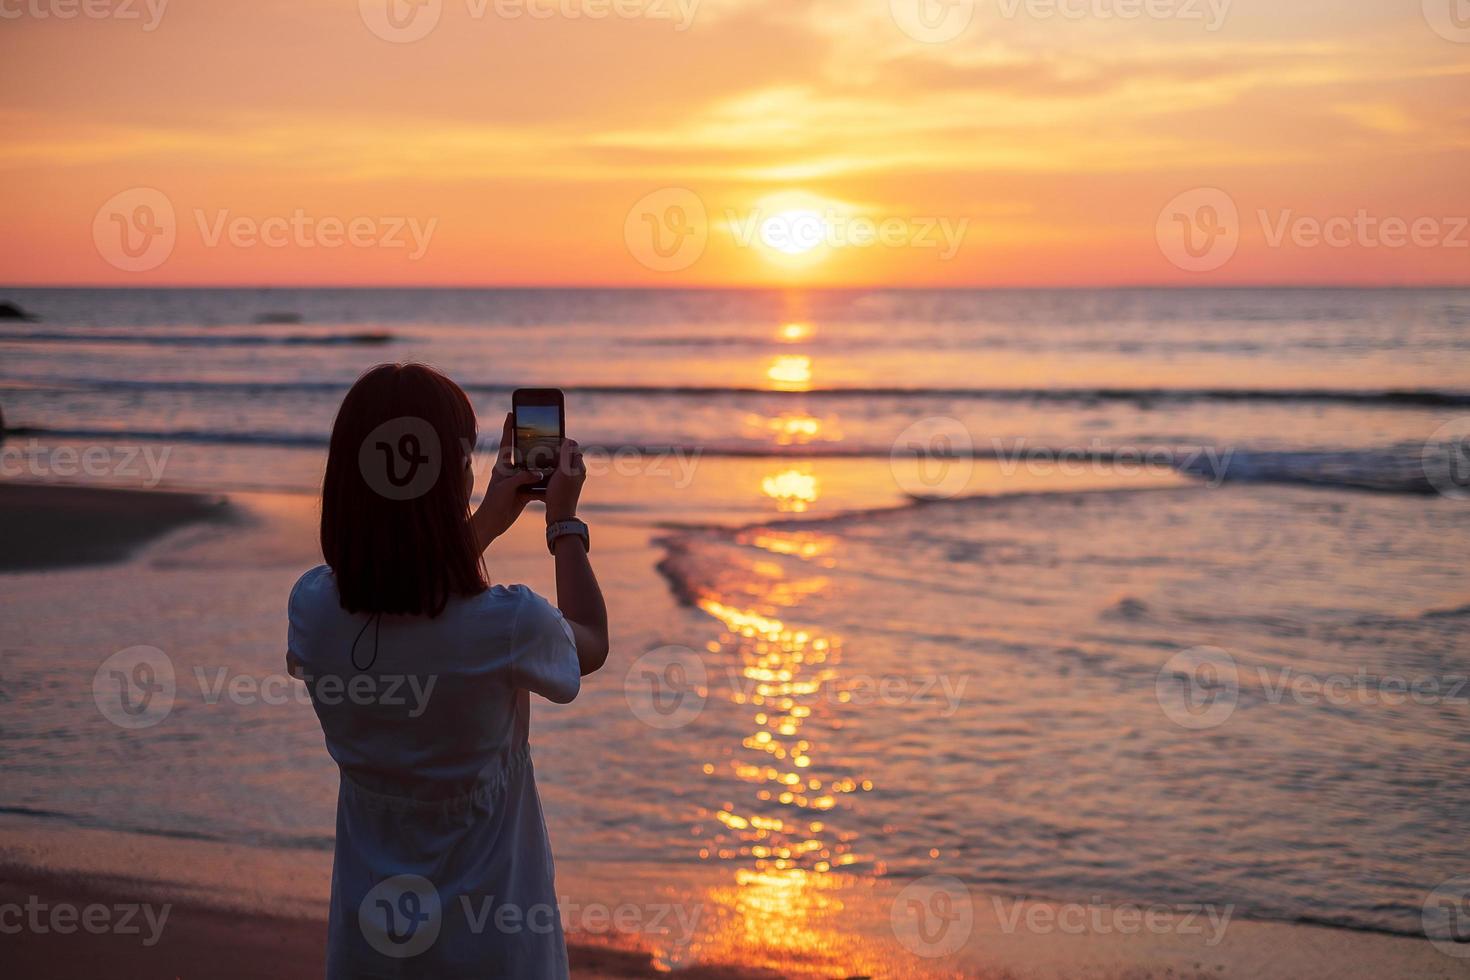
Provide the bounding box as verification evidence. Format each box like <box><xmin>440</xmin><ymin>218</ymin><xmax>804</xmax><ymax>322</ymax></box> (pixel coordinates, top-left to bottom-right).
<box><xmin>546</xmin><ymin>518</ymin><xmax>590</xmax><ymax>555</ymax></box>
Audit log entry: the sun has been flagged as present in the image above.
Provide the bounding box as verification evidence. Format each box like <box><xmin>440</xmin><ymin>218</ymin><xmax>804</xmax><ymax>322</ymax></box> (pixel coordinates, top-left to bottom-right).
<box><xmin>760</xmin><ymin>210</ymin><xmax>829</xmax><ymax>256</ymax></box>
<box><xmin>726</xmin><ymin>191</ymin><xmax>856</xmax><ymax>271</ymax></box>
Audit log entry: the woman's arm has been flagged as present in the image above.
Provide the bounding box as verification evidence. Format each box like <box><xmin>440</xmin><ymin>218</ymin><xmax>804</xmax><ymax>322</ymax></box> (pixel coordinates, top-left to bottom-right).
<box><xmin>545</xmin><ymin>439</ymin><xmax>608</xmax><ymax>675</ymax></box>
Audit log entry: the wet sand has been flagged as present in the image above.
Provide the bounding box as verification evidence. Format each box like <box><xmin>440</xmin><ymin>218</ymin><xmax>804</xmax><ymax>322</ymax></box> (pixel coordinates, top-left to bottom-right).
<box><xmin>2</xmin><ymin>810</ymin><xmax>1464</xmax><ymax>980</ymax></box>
<box><xmin>0</xmin><ymin>872</ymin><xmax>765</xmax><ymax>980</ymax></box>
<box><xmin>0</xmin><ymin>482</ymin><xmax>231</xmax><ymax>571</ymax></box>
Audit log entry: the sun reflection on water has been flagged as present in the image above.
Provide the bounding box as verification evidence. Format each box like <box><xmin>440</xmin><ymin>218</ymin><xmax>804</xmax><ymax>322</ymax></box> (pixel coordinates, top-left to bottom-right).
<box><xmin>672</xmin><ymin>529</ymin><xmax>889</xmax><ymax>974</ymax></box>
<box><xmin>761</xmin><ymin>469</ymin><xmax>819</xmax><ymax>512</ymax></box>
<box><xmin>778</xmin><ymin>321</ymin><xmax>812</xmax><ymax>343</ymax></box>
<box><xmin>766</xmin><ymin>354</ymin><xmax>813</xmax><ymax>390</ymax></box>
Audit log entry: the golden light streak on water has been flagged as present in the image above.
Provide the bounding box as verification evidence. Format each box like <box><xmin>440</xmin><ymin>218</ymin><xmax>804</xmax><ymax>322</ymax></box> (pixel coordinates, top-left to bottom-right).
<box><xmin>761</xmin><ymin>469</ymin><xmax>819</xmax><ymax>512</ymax></box>
<box><xmin>766</xmin><ymin>354</ymin><xmax>813</xmax><ymax>390</ymax></box>
<box><xmin>676</xmin><ymin>584</ymin><xmax>892</xmax><ymax>975</ymax></box>
<box><xmin>778</xmin><ymin>321</ymin><xmax>813</xmax><ymax>342</ymax></box>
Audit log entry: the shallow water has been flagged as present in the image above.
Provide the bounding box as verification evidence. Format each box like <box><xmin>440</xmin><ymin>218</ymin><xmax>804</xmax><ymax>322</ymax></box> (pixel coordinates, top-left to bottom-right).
<box><xmin>1</xmin><ymin>287</ymin><xmax>1467</xmax><ymax>957</ymax></box>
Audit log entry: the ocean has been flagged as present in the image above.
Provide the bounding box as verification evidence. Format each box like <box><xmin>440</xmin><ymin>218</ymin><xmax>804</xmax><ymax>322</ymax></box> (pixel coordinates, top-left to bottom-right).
<box><xmin>1</xmin><ymin>286</ymin><xmax>1467</xmax><ymax>960</ymax></box>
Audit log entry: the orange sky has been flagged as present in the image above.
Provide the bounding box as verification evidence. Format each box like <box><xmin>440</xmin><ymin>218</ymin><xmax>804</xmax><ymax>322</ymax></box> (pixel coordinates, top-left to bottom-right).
<box><xmin>2</xmin><ymin>0</ymin><xmax>1468</xmax><ymax>286</ymax></box>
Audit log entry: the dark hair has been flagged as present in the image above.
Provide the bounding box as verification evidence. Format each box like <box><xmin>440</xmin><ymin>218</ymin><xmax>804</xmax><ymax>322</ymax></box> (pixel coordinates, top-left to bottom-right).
<box><xmin>321</xmin><ymin>363</ymin><xmax>487</xmax><ymax>616</ymax></box>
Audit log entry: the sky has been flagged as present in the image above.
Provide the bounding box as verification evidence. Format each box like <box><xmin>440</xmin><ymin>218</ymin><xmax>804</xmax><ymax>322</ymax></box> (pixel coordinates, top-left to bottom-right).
<box><xmin>2</xmin><ymin>0</ymin><xmax>1468</xmax><ymax>286</ymax></box>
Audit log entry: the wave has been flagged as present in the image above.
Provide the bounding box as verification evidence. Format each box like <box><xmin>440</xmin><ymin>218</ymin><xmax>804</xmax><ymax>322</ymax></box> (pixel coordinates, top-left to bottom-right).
<box><xmin>4</xmin><ymin>426</ymin><xmax>333</xmax><ymax>448</ymax></box>
<box><xmin>0</xmin><ymin>331</ymin><xmax>397</xmax><ymax>347</ymax></box>
<box><xmin>0</xmin><ymin>804</ymin><xmax>334</xmax><ymax>852</ymax></box>
<box><xmin>5</xmin><ymin>375</ymin><xmax>1469</xmax><ymax>408</ymax></box>
<box><xmin>1179</xmin><ymin>447</ymin><xmax>1447</xmax><ymax>495</ymax></box>
<box><xmin>7</xmin><ymin>425</ymin><xmax>1459</xmax><ymax>499</ymax></box>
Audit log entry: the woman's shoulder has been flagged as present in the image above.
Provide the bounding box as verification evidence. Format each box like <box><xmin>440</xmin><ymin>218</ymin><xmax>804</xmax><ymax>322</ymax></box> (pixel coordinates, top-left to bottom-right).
<box><xmin>288</xmin><ymin>564</ymin><xmax>337</xmax><ymax>611</ymax></box>
<box><xmin>473</xmin><ymin>583</ymin><xmax>552</xmax><ymax>618</ymax></box>
<box><xmin>482</xmin><ymin>583</ymin><xmax>543</xmax><ymax>603</ymax></box>
<box><xmin>473</xmin><ymin>584</ymin><xmax>567</xmax><ymax>631</ymax></box>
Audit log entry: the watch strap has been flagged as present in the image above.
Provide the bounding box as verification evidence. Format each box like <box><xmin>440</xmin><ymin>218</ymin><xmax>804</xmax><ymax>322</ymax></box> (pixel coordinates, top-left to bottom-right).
<box><xmin>546</xmin><ymin>518</ymin><xmax>590</xmax><ymax>555</ymax></box>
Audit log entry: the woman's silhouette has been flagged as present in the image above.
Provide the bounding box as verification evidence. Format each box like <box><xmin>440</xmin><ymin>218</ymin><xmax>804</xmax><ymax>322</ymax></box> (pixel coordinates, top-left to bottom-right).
<box><xmin>287</xmin><ymin>363</ymin><xmax>607</xmax><ymax>978</ymax></box>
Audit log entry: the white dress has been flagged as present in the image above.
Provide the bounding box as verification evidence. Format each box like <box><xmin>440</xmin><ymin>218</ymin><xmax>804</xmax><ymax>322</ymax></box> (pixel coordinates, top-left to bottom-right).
<box><xmin>288</xmin><ymin>566</ymin><xmax>580</xmax><ymax>979</ymax></box>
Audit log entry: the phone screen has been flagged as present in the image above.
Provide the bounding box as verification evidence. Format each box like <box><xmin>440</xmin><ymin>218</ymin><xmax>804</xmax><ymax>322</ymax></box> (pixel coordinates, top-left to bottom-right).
<box><xmin>514</xmin><ymin>402</ymin><xmax>563</xmax><ymax>488</ymax></box>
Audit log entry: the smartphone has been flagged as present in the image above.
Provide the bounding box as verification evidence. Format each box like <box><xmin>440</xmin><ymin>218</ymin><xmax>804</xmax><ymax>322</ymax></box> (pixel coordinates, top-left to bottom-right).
<box><xmin>512</xmin><ymin>388</ymin><xmax>565</xmax><ymax>493</ymax></box>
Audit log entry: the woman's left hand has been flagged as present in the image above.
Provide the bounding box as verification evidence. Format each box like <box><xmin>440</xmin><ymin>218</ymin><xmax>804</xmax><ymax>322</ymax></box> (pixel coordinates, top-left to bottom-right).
<box><xmin>473</xmin><ymin>413</ymin><xmax>542</xmax><ymax>551</ymax></box>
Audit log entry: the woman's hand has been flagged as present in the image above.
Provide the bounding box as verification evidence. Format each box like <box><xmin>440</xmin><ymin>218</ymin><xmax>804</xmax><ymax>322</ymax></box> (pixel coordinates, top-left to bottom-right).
<box><xmin>472</xmin><ymin>414</ymin><xmax>541</xmax><ymax>551</ymax></box>
<box><xmin>544</xmin><ymin>438</ymin><xmax>586</xmax><ymax>523</ymax></box>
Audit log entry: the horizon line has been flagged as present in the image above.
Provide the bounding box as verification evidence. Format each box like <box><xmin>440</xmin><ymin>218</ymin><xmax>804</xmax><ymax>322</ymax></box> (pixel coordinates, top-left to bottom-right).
<box><xmin>5</xmin><ymin>281</ymin><xmax>1470</xmax><ymax>292</ymax></box>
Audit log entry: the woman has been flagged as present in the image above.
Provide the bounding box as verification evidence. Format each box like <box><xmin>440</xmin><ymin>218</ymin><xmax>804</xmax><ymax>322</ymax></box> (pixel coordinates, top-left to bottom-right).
<box><xmin>287</xmin><ymin>363</ymin><xmax>608</xmax><ymax>978</ymax></box>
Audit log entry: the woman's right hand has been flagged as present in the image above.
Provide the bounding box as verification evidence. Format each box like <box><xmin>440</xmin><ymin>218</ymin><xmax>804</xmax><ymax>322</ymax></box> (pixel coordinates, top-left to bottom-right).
<box><xmin>544</xmin><ymin>438</ymin><xmax>586</xmax><ymax>523</ymax></box>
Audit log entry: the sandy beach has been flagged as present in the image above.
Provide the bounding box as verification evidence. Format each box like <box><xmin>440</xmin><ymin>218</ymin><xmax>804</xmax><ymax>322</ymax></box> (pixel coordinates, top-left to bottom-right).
<box><xmin>2</xmin><ymin>480</ymin><xmax>1466</xmax><ymax>978</ymax></box>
